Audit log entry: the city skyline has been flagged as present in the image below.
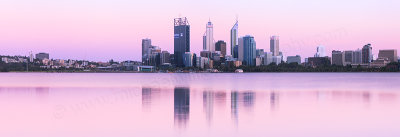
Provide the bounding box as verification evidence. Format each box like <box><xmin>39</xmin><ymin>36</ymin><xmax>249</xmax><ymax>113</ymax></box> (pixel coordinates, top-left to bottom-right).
<box><xmin>1</xmin><ymin>0</ymin><xmax>399</xmax><ymax>62</ymax></box>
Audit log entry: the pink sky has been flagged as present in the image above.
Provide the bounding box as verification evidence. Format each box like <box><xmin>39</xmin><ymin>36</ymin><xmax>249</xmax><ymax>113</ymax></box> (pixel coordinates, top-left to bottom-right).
<box><xmin>0</xmin><ymin>0</ymin><xmax>399</xmax><ymax>61</ymax></box>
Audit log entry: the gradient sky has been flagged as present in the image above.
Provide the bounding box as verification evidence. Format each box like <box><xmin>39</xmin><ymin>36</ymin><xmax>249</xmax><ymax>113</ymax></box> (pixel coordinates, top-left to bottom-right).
<box><xmin>0</xmin><ymin>0</ymin><xmax>399</xmax><ymax>61</ymax></box>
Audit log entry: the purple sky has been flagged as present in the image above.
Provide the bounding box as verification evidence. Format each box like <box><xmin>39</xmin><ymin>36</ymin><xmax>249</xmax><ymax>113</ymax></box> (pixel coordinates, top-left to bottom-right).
<box><xmin>0</xmin><ymin>0</ymin><xmax>399</xmax><ymax>61</ymax></box>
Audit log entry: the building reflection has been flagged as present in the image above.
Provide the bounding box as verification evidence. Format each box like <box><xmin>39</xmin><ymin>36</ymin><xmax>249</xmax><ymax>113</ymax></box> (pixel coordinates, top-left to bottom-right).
<box><xmin>35</xmin><ymin>87</ymin><xmax>50</xmax><ymax>101</ymax></box>
<box><xmin>243</xmin><ymin>92</ymin><xmax>255</xmax><ymax>109</ymax></box>
<box><xmin>203</xmin><ymin>91</ymin><xmax>214</xmax><ymax>124</ymax></box>
<box><xmin>142</xmin><ymin>87</ymin><xmax>152</xmax><ymax>110</ymax></box>
<box><xmin>270</xmin><ymin>92</ymin><xmax>279</xmax><ymax>111</ymax></box>
<box><xmin>231</xmin><ymin>91</ymin><xmax>239</xmax><ymax>125</ymax></box>
<box><xmin>174</xmin><ymin>87</ymin><xmax>190</xmax><ymax>128</ymax></box>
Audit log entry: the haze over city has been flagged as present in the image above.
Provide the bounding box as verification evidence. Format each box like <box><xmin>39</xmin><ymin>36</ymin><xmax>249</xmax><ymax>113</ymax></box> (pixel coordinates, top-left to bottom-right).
<box><xmin>1</xmin><ymin>0</ymin><xmax>399</xmax><ymax>61</ymax></box>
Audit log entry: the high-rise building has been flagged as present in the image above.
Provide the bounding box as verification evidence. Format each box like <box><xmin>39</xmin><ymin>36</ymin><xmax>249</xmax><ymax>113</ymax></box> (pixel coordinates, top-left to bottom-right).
<box><xmin>287</xmin><ymin>55</ymin><xmax>301</xmax><ymax>64</ymax></box>
<box><xmin>204</xmin><ymin>20</ymin><xmax>214</xmax><ymax>52</ymax></box>
<box><xmin>332</xmin><ymin>50</ymin><xmax>345</xmax><ymax>66</ymax></box>
<box><xmin>233</xmin><ymin>45</ymin><xmax>238</xmax><ymax>58</ymax></box>
<box><xmin>242</xmin><ymin>35</ymin><xmax>256</xmax><ymax>66</ymax></box>
<box><xmin>202</xmin><ymin>34</ymin><xmax>207</xmax><ymax>51</ymax></box>
<box><xmin>256</xmin><ymin>49</ymin><xmax>264</xmax><ymax>57</ymax></box>
<box><xmin>344</xmin><ymin>50</ymin><xmax>353</xmax><ymax>65</ymax></box>
<box><xmin>215</xmin><ymin>40</ymin><xmax>227</xmax><ymax>57</ymax></box>
<box><xmin>174</xmin><ymin>17</ymin><xmax>190</xmax><ymax>67</ymax></box>
<box><xmin>183</xmin><ymin>52</ymin><xmax>193</xmax><ymax>67</ymax></box>
<box><xmin>142</xmin><ymin>39</ymin><xmax>152</xmax><ymax>64</ymax></box>
<box><xmin>270</xmin><ymin>36</ymin><xmax>279</xmax><ymax>56</ymax></box>
<box><xmin>160</xmin><ymin>51</ymin><xmax>170</xmax><ymax>64</ymax></box>
<box><xmin>230</xmin><ymin>20</ymin><xmax>238</xmax><ymax>56</ymax></box>
<box><xmin>362</xmin><ymin>44</ymin><xmax>373</xmax><ymax>64</ymax></box>
<box><xmin>29</xmin><ymin>51</ymin><xmax>33</xmax><ymax>62</ymax></box>
<box><xmin>264</xmin><ymin>52</ymin><xmax>273</xmax><ymax>65</ymax></box>
<box><xmin>238</xmin><ymin>37</ymin><xmax>244</xmax><ymax>62</ymax></box>
<box><xmin>378</xmin><ymin>49</ymin><xmax>398</xmax><ymax>62</ymax></box>
<box><xmin>352</xmin><ymin>49</ymin><xmax>362</xmax><ymax>64</ymax></box>
<box><xmin>314</xmin><ymin>46</ymin><xmax>326</xmax><ymax>57</ymax></box>
<box><xmin>272</xmin><ymin>56</ymin><xmax>282</xmax><ymax>65</ymax></box>
<box><xmin>35</xmin><ymin>53</ymin><xmax>49</xmax><ymax>60</ymax></box>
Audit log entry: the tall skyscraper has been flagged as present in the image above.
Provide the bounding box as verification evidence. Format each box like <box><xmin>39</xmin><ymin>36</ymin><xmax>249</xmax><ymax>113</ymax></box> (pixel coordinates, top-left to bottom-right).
<box><xmin>215</xmin><ymin>40</ymin><xmax>227</xmax><ymax>57</ymax></box>
<box><xmin>362</xmin><ymin>44</ymin><xmax>373</xmax><ymax>64</ymax></box>
<box><xmin>142</xmin><ymin>39</ymin><xmax>152</xmax><ymax>64</ymax></box>
<box><xmin>204</xmin><ymin>20</ymin><xmax>214</xmax><ymax>52</ymax></box>
<box><xmin>270</xmin><ymin>36</ymin><xmax>279</xmax><ymax>56</ymax></box>
<box><xmin>314</xmin><ymin>46</ymin><xmax>326</xmax><ymax>57</ymax></box>
<box><xmin>29</xmin><ymin>51</ymin><xmax>33</xmax><ymax>62</ymax></box>
<box><xmin>344</xmin><ymin>50</ymin><xmax>354</xmax><ymax>65</ymax></box>
<box><xmin>242</xmin><ymin>35</ymin><xmax>256</xmax><ymax>66</ymax></box>
<box><xmin>174</xmin><ymin>17</ymin><xmax>190</xmax><ymax>67</ymax></box>
<box><xmin>332</xmin><ymin>50</ymin><xmax>345</xmax><ymax>66</ymax></box>
<box><xmin>238</xmin><ymin>37</ymin><xmax>244</xmax><ymax>61</ymax></box>
<box><xmin>230</xmin><ymin>20</ymin><xmax>238</xmax><ymax>56</ymax></box>
<box><xmin>352</xmin><ymin>49</ymin><xmax>362</xmax><ymax>64</ymax></box>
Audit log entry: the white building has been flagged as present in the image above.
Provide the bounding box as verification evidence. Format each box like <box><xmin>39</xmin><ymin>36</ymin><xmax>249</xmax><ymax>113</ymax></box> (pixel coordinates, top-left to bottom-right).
<box><xmin>273</xmin><ymin>56</ymin><xmax>282</xmax><ymax>65</ymax></box>
<box><xmin>204</xmin><ymin>20</ymin><xmax>214</xmax><ymax>52</ymax></box>
<box><xmin>263</xmin><ymin>52</ymin><xmax>273</xmax><ymax>65</ymax></box>
<box><xmin>314</xmin><ymin>46</ymin><xmax>326</xmax><ymax>57</ymax></box>
<box><xmin>270</xmin><ymin>36</ymin><xmax>279</xmax><ymax>56</ymax></box>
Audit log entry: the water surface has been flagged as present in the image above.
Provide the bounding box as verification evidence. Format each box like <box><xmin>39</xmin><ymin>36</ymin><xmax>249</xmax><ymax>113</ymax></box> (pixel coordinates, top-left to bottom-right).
<box><xmin>0</xmin><ymin>73</ymin><xmax>399</xmax><ymax>137</ymax></box>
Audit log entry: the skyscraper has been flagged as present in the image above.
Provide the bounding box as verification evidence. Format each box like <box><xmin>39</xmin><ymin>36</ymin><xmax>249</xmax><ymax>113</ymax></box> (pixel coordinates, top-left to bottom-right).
<box><xmin>332</xmin><ymin>50</ymin><xmax>345</xmax><ymax>66</ymax></box>
<box><xmin>205</xmin><ymin>20</ymin><xmax>214</xmax><ymax>52</ymax></box>
<box><xmin>362</xmin><ymin>44</ymin><xmax>373</xmax><ymax>64</ymax></box>
<box><xmin>344</xmin><ymin>50</ymin><xmax>353</xmax><ymax>65</ymax></box>
<box><xmin>242</xmin><ymin>35</ymin><xmax>256</xmax><ymax>66</ymax></box>
<box><xmin>314</xmin><ymin>46</ymin><xmax>326</xmax><ymax>57</ymax></box>
<box><xmin>174</xmin><ymin>17</ymin><xmax>190</xmax><ymax>67</ymax></box>
<box><xmin>215</xmin><ymin>40</ymin><xmax>227</xmax><ymax>57</ymax></box>
<box><xmin>230</xmin><ymin>20</ymin><xmax>238</xmax><ymax>56</ymax></box>
<box><xmin>270</xmin><ymin>36</ymin><xmax>279</xmax><ymax>56</ymax></box>
<box><xmin>352</xmin><ymin>49</ymin><xmax>362</xmax><ymax>64</ymax></box>
<box><xmin>142</xmin><ymin>39</ymin><xmax>152</xmax><ymax>64</ymax></box>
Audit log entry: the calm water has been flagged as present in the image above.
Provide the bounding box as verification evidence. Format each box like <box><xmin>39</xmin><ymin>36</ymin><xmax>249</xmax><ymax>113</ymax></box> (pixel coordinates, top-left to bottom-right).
<box><xmin>0</xmin><ymin>73</ymin><xmax>400</xmax><ymax>137</ymax></box>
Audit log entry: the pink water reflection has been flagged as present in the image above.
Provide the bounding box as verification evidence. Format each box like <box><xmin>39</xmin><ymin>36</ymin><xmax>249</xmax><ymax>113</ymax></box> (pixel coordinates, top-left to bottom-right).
<box><xmin>0</xmin><ymin>73</ymin><xmax>399</xmax><ymax>137</ymax></box>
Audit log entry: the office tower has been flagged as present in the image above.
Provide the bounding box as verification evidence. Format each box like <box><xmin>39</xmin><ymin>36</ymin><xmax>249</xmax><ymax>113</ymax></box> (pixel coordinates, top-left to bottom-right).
<box><xmin>332</xmin><ymin>50</ymin><xmax>345</xmax><ymax>66</ymax></box>
<box><xmin>204</xmin><ymin>20</ymin><xmax>215</xmax><ymax>52</ymax></box>
<box><xmin>174</xmin><ymin>87</ymin><xmax>190</xmax><ymax>127</ymax></box>
<box><xmin>362</xmin><ymin>44</ymin><xmax>373</xmax><ymax>64</ymax></box>
<box><xmin>287</xmin><ymin>55</ymin><xmax>301</xmax><ymax>64</ymax></box>
<box><xmin>147</xmin><ymin>46</ymin><xmax>161</xmax><ymax>66</ymax></box>
<box><xmin>352</xmin><ymin>49</ymin><xmax>362</xmax><ymax>64</ymax></box>
<box><xmin>264</xmin><ymin>52</ymin><xmax>273</xmax><ymax>65</ymax></box>
<box><xmin>272</xmin><ymin>56</ymin><xmax>282</xmax><ymax>65</ymax></box>
<box><xmin>344</xmin><ymin>50</ymin><xmax>353</xmax><ymax>65</ymax></box>
<box><xmin>29</xmin><ymin>51</ymin><xmax>33</xmax><ymax>62</ymax></box>
<box><xmin>183</xmin><ymin>52</ymin><xmax>193</xmax><ymax>67</ymax></box>
<box><xmin>202</xmin><ymin>34</ymin><xmax>207</xmax><ymax>50</ymax></box>
<box><xmin>230</xmin><ymin>20</ymin><xmax>238</xmax><ymax>57</ymax></box>
<box><xmin>270</xmin><ymin>36</ymin><xmax>279</xmax><ymax>56</ymax></box>
<box><xmin>256</xmin><ymin>49</ymin><xmax>264</xmax><ymax>57</ymax></box>
<box><xmin>160</xmin><ymin>51</ymin><xmax>170</xmax><ymax>64</ymax></box>
<box><xmin>242</xmin><ymin>35</ymin><xmax>256</xmax><ymax>66</ymax></box>
<box><xmin>142</xmin><ymin>39</ymin><xmax>152</xmax><ymax>64</ymax></box>
<box><xmin>238</xmin><ymin>37</ymin><xmax>244</xmax><ymax>61</ymax></box>
<box><xmin>174</xmin><ymin>17</ymin><xmax>190</xmax><ymax>67</ymax></box>
<box><xmin>233</xmin><ymin>45</ymin><xmax>238</xmax><ymax>58</ymax></box>
<box><xmin>215</xmin><ymin>40</ymin><xmax>227</xmax><ymax>57</ymax></box>
<box><xmin>314</xmin><ymin>46</ymin><xmax>326</xmax><ymax>57</ymax></box>
<box><xmin>35</xmin><ymin>53</ymin><xmax>49</xmax><ymax>60</ymax></box>
<box><xmin>378</xmin><ymin>49</ymin><xmax>398</xmax><ymax>62</ymax></box>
